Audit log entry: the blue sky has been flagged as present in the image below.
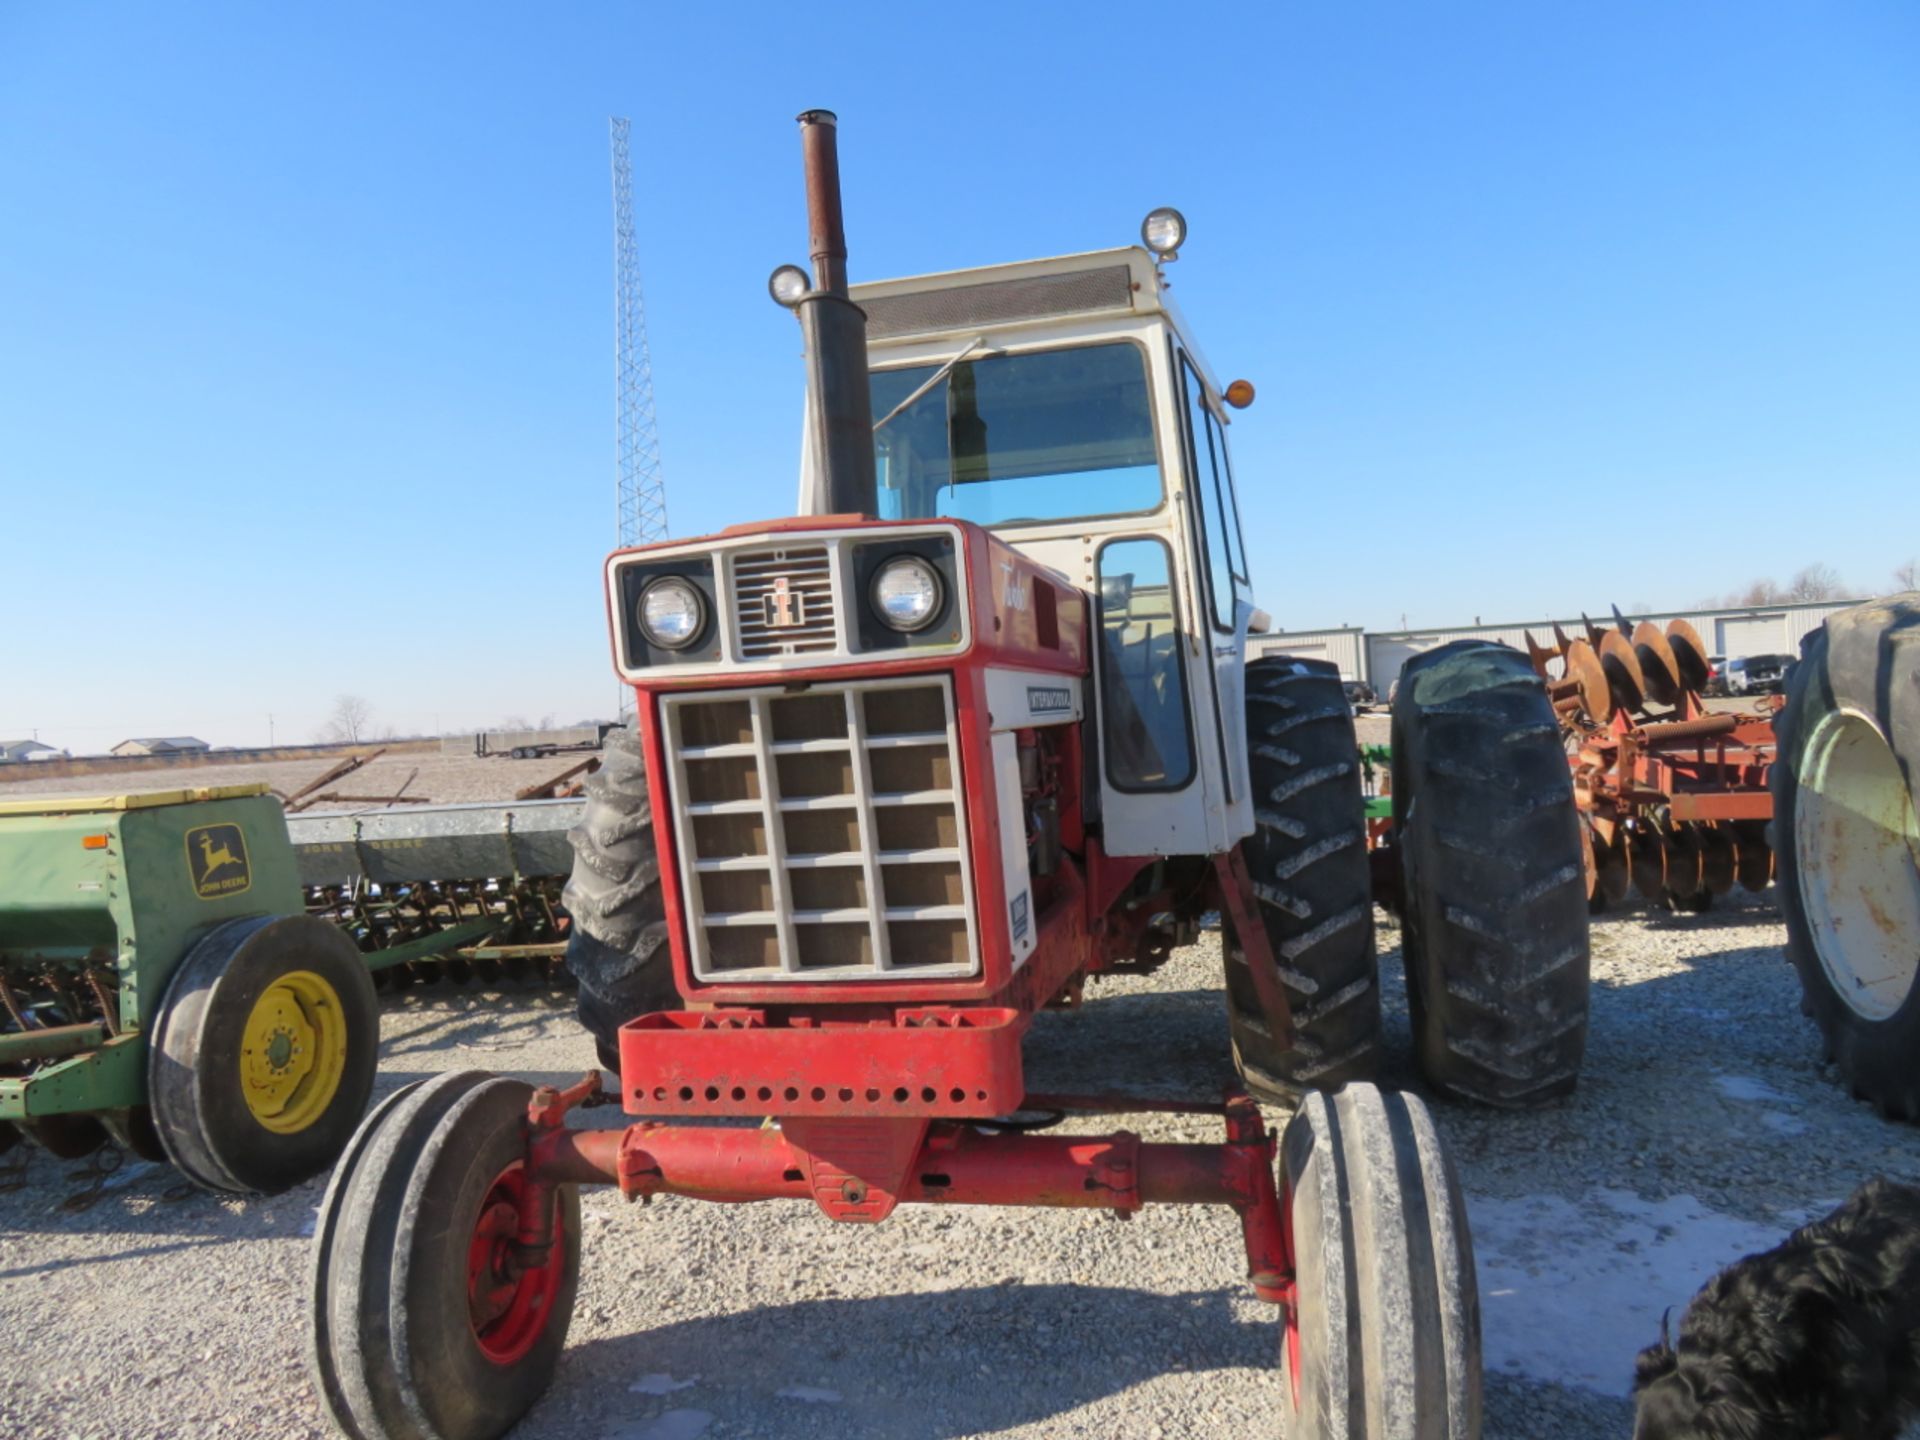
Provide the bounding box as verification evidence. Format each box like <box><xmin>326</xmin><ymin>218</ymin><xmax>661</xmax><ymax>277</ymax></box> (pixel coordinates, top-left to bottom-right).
<box><xmin>2</xmin><ymin>3</ymin><xmax>1915</xmax><ymax>749</ymax></box>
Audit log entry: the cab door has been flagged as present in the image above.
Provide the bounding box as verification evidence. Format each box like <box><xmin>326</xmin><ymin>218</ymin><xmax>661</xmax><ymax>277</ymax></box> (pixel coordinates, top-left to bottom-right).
<box><xmin>1173</xmin><ymin>348</ymin><xmax>1255</xmax><ymax>847</ymax></box>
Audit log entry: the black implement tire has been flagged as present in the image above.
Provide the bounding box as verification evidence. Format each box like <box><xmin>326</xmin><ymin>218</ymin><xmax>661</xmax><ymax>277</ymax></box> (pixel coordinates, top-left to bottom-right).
<box><xmin>149</xmin><ymin>913</ymin><xmax>379</xmax><ymax>1193</ymax></box>
<box><xmin>561</xmin><ymin>726</ymin><xmax>675</xmax><ymax>1069</ymax></box>
<box><xmin>1392</xmin><ymin>642</ymin><xmax>1590</xmax><ymax>1108</ymax></box>
<box><xmin>1282</xmin><ymin>1083</ymin><xmax>1482</xmax><ymax>1439</ymax></box>
<box><xmin>1773</xmin><ymin>592</ymin><xmax>1920</xmax><ymax>1120</ymax></box>
<box><xmin>311</xmin><ymin>1072</ymin><xmax>581</xmax><ymax>1440</ymax></box>
<box><xmin>1226</xmin><ymin>656</ymin><xmax>1380</xmax><ymax>1100</ymax></box>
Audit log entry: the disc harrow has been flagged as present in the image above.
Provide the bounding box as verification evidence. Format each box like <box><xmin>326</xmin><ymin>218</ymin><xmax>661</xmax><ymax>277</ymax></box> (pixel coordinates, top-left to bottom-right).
<box><xmin>1524</xmin><ymin>608</ymin><xmax>1779</xmax><ymax>912</ymax></box>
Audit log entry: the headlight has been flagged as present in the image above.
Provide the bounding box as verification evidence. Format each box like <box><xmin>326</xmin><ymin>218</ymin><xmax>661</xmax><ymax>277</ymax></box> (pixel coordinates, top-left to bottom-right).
<box><xmin>1141</xmin><ymin>206</ymin><xmax>1187</xmax><ymax>259</ymax></box>
<box><xmin>767</xmin><ymin>264</ymin><xmax>809</xmax><ymax>307</ymax></box>
<box><xmin>869</xmin><ymin>556</ymin><xmax>943</xmax><ymax>633</ymax></box>
<box><xmin>637</xmin><ymin>576</ymin><xmax>706</xmax><ymax>650</ymax></box>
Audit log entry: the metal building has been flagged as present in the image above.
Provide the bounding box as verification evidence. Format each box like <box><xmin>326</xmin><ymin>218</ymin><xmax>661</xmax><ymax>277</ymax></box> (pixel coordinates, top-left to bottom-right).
<box><xmin>1248</xmin><ymin>599</ymin><xmax>1863</xmax><ymax>691</ymax></box>
<box><xmin>1358</xmin><ymin>599</ymin><xmax>1859</xmax><ymax>691</ymax></box>
<box><xmin>1248</xmin><ymin>626</ymin><xmax>1367</xmax><ymax>680</ymax></box>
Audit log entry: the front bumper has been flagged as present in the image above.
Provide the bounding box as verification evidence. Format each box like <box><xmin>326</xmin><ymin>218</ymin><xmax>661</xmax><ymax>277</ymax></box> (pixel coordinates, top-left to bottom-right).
<box><xmin>615</xmin><ymin>1005</ymin><xmax>1026</xmax><ymax>1118</ymax></box>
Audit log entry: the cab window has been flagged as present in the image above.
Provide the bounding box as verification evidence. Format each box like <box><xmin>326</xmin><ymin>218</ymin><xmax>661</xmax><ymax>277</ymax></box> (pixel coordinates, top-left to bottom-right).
<box><xmin>1096</xmin><ymin>536</ymin><xmax>1195</xmax><ymax>792</ymax></box>
<box><xmin>1180</xmin><ymin>355</ymin><xmax>1250</xmax><ymax>631</ymax></box>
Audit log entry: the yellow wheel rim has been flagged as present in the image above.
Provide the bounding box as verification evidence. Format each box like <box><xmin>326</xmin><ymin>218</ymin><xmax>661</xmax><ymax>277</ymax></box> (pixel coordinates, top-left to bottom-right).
<box><xmin>239</xmin><ymin>969</ymin><xmax>348</xmax><ymax>1135</ymax></box>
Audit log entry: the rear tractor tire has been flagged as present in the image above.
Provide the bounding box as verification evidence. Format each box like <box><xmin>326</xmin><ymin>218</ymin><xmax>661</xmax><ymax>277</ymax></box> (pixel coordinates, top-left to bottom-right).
<box><xmin>149</xmin><ymin>913</ymin><xmax>379</xmax><ymax>1193</ymax></box>
<box><xmin>1391</xmin><ymin>642</ymin><xmax>1591</xmax><ymax>1108</ymax></box>
<box><xmin>1773</xmin><ymin>592</ymin><xmax>1920</xmax><ymax>1120</ymax></box>
<box><xmin>309</xmin><ymin>1071</ymin><xmax>581</xmax><ymax>1440</ymax></box>
<box><xmin>1282</xmin><ymin>1083</ymin><xmax>1482</xmax><ymax>1439</ymax></box>
<box><xmin>561</xmin><ymin>725</ymin><xmax>677</xmax><ymax>1071</ymax></box>
<box><xmin>1226</xmin><ymin>656</ymin><xmax>1381</xmax><ymax>1100</ymax></box>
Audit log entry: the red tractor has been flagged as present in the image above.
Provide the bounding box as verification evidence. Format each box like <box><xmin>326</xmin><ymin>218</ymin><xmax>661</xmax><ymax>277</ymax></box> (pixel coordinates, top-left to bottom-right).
<box><xmin>309</xmin><ymin>112</ymin><xmax>1592</xmax><ymax>1440</ymax></box>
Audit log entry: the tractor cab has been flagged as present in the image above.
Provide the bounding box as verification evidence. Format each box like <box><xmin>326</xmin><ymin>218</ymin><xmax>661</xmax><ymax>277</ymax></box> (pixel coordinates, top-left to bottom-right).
<box><xmin>808</xmin><ymin>234</ymin><xmax>1265</xmax><ymax>861</ymax></box>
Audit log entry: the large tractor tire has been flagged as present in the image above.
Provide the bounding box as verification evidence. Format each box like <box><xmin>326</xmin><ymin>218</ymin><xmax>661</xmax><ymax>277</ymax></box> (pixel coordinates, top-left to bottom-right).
<box><xmin>1392</xmin><ymin>642</ymin><xmax>1590</xmax><ymax>1108</ymax></box>
<box><xmin>1281</xmin><ymin>1083</ymin><xmax>1482</xmax><ymax>1439</ymax></box>
<box><xmin>1772</xmin><ymin>592</ymin><xmax>1920</xmax><ymax>1120</ymax></box>
<box><xmin>310</xmin><ymin>1071</ymin><xmax>581</xmax><ymax>1440</ymax></box>
<box><xmin>1226</xmin><ymin>656</ymin><xmax>1380</xmax><ymax>1100</ymax></box>
<box><xmin>561</xmin><ymin>726</ymin><xmax>676</xmax><ymax>1070</ymax></box>
<box><xmin>149</xmin><ymin>913</ymin><xmax>379</xmax><ymax>1193</ymax></box>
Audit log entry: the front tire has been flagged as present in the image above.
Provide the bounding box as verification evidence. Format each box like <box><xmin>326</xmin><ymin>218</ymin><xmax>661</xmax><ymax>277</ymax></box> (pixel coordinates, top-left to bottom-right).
<box><xmin>149</xmin><ymin>914</ymin><xmax>378</xmax><ymax>1193</ymax></box>
<box><xmin>1282</xmin><ymin>1084</ymin><xmax>1482</xmax><ymax>1439</ymax></box>
<box><xmin>1773</xmin><ymin>593</ymin><xmax>1920</xmax><ymax>1119</ymax></box>
<box><xmin>1391</xmin><ymin>642</ymin><xmax>1590</xmax><ymax>1107</ymax></box>
<box><xmin>310</xmin><ymin>1072</ymin><xmax>581</xmax><ymax>1440</ymax></box>
<box><xmin>1226</xmin><ymin>657</ymin><xmax>1380</xmax><ymax>1100</ymax></box>
<box><xmin>562</xmin><ymin>726</ymin><xmax>676</xmax><ymax>1069</ymax></box>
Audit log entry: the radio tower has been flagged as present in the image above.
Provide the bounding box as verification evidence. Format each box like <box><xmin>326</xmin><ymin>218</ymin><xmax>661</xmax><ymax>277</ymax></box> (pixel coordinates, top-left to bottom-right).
<box><xmin>610</xmin><ymin>117</ymin><xmax>667</xmax><ymax>549</ymax></box>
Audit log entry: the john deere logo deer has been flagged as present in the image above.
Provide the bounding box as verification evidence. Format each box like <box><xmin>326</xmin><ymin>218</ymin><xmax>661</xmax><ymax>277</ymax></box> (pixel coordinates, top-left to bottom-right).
<box><xmin>185</xmin><ymin>823</ymin><xmax>251</xmax><ymax>900</ymax></box>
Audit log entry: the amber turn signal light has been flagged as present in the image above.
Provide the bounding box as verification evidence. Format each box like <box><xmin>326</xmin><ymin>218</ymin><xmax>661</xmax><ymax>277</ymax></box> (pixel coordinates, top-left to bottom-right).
<box><xmin>1225</xmin><ymin>379</ymin><xmax>1255</xmax><ymax>409</ymax></box>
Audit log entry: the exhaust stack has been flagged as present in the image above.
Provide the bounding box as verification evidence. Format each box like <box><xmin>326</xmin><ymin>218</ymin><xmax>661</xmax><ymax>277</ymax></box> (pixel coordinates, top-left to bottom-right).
<box><xmin>795</xmin><ymin>109</ymin><xmax>878</xmax><ymax>519</ymax></box>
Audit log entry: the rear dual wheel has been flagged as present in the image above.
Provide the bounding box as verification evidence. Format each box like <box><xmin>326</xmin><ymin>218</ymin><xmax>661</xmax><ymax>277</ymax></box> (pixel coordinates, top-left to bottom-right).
<box><xmin>1226</xmin><ymin>657</ymin><xmax>1381</xmax><ymax>1100</ymax></box>
<box><xmin>1282</xmin><ymin>1083</ymin><xmax>1482</xmax><ymax>1439</ymax></box>
<box><xmin>1391</xmin><ymin>642</ymin><xmax>1591</xmax><ymax>1107</ymax></box>
<box><xmin>310</xmin><ymin>1071</ymin><xmax>580</xmax><ymax>1440</ymax></box>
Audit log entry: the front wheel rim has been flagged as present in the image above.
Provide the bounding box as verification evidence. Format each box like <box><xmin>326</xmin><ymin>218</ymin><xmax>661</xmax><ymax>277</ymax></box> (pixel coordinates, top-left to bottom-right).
<box><xmin>467</xmin><ymin>1162</ymin><xmax>566</xmax><ymax>1365</ymax></box>
<box><xmin>1794</xmin><ymin>707</ymin><xmax>1920</xmax><ymax>1022</ymax></box>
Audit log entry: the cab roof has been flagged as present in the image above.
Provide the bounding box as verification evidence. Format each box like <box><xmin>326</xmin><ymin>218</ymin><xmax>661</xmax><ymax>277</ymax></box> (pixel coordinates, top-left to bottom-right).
<box><xmin>851</xmin><ymin>246</ymin><xmax>1227</xmax><ymax>405</ymax></box>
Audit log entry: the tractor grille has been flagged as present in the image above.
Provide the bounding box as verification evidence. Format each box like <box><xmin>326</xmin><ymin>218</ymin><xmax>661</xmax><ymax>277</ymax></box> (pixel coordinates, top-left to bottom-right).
<box><xmin>732</xmin><ymin>545</ymin><xmax>837</xmax><ymax>659</ymax></box>
<box><xmin>661</xmin><ymin>677</ymin><xmax>977</xmax><ymax>983</ymax></box>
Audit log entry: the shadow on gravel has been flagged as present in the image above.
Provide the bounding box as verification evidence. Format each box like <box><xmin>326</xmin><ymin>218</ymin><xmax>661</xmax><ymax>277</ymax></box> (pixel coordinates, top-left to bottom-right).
<box><xmin>1485</xmin><ymin>1370</ymin><xmax>1635</xmax><ymax>1438</ymax></box>
<box><xmin>541</xmin><ymin>1283</ymin><xmax>1275</xmax><ymax>1440</ymax></box>
<box><xmin>379</xmin><ymin>998</ymin><xmax>581</xmax><ymax>1059</ymax></box>
<box><xmin>0</xmin><ymin>1231</ymin><xmax>231</xmax><ymax>1281</ymax></box>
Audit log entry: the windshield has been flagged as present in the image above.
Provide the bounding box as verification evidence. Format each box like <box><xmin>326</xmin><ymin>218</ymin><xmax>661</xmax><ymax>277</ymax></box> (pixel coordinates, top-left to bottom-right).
<box><xmin>869</xmin><ymin>342</ymin><xmax>1162</xmax><ymax>527</ymax></box>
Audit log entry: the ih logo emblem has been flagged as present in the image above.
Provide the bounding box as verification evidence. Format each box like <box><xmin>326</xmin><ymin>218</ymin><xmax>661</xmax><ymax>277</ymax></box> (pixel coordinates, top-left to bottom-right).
<box><xmin>185</xmin><ymin>823</ymin><xmax>251</xmax><ymax>900</ymax></box>
<box><xmin>765</xmin><ymin>575</ymin><xmax>806</xmax><ymax>629</ymax></box>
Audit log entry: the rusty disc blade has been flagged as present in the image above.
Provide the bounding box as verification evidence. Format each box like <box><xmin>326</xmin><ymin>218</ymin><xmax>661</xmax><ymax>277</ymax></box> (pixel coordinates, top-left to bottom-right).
<box><xmin>1700</xmin><ymin>825</ymin><xmax>1736</xmax><ymax>895</ymax></box>
<box><xmin>1629</xmin><ymin>828</ymin><xmax>1667</xmax><ymax>900</ymax></box>
<box><xmin>1665</xmin><ymin>618</ymin><xmax>1712</xmax><ymax>693</ymax></box>
<box><xmin>1565</xmin><ymin>639</ymin><xmax>1613</xmax><ymax>723</ymax></box>
<box><xmin>1598</xmin><ymin>826</ymin><xmax>1632</xmax><ymax>904</ymax></box>
<box><xmin>1599</xmin><ymin>630</ymin><xmax>1647</xmax><ymax>713</ymax></box>
<box><xmin>1663</xmin><ymin>826</ymin><xmax>1704</xmax><ymax>899</ymax></box>
<box><xmin>1633</xmin><ymin>622</ymin><xmax>1682</xmax><ymax>706</ymax></box>
<box><xmin>1734</xmin><ymin>819</ymin><xmax>1773</xmax><ymax>891</ymax></box>
<box><xmin>1524</xmin><ymin>629</ymin><xmax>1559</xmax><ymax>680</ymax></box>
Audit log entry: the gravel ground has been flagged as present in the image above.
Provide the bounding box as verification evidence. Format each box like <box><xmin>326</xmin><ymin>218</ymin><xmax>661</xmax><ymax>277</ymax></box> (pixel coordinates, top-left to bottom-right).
<box><xmin>5</xmin><ymin>887</ymin><xmax>1919</xmax><ymax>1440</ymax></box>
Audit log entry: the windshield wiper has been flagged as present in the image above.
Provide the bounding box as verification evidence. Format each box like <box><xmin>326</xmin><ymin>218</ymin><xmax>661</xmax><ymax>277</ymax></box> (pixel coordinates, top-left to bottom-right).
<box><xmin>871</xmin><ymin>336</ymin><xmax>989</xmax><ymax>435</ymax></box>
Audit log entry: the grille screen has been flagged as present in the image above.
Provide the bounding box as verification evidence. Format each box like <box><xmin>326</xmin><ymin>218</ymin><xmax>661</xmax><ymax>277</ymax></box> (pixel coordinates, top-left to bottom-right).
<box><xmin>732</xmin><ymin>545</ymin><xmax>836</xmax><ymax>659</ymax></box>
<box><xmin>662</xmin><ymin>678</ymin><xmax>977</xmax><ymax>982</ymax></box>
<box><xmin>861</xmin><ymin>265</ymin><xmax>1135</xmax><ymax>341</ymax></box>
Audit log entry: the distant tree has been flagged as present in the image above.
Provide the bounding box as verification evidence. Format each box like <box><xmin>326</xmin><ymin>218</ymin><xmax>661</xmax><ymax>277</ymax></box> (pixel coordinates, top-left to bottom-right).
<box><xmin>1785</xmin><ymin>563</ymin><xmax>1844</xmax><ymax>602</ymax></box>
<box><xmin>1895</xmin><ymin>558</ymin><xmax>1918</xmax><ymax>592</ymax></box>
<box><xmin>321</xmin><ymin>694</ymin><xmax>374</xmax><ymax>744</ymax></box>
